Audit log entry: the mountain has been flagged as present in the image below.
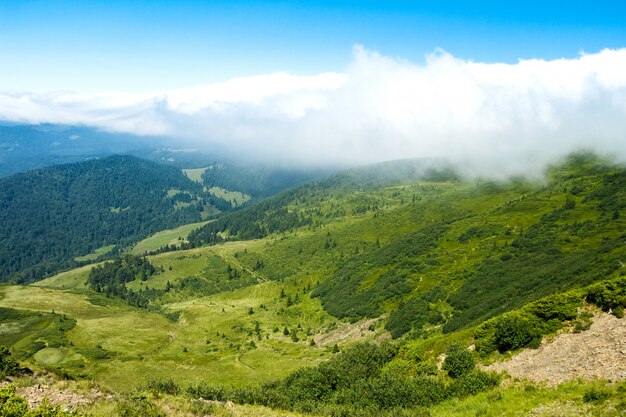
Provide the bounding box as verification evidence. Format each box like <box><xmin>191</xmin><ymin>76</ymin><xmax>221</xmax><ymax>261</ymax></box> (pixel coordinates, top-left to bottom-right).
<box><xmin>200</xmin><ymin>161</ymin><xmax>334</xmax><ymax>198</ymax></box>
<box><xmin>0</xmin><ymin>152</ymin><xmax>625</xmax><ymax>416</ymax></box>
<box><xmin>0</xmin><ymin>123</ymin><xmax>171</xmax><ymax>177</ymax></box>
<box><xmin>188</xmin><ymin>152</ymin><xmax>625</xmax><ymax>337</ymax></box>
<box><xmin>0</xmin><ymin>155</ymin><xmax>214</xmax><ymax>283</ymax></box>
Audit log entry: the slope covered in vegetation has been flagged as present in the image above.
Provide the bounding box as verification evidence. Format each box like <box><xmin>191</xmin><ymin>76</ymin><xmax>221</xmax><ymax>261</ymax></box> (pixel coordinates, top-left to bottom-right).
<box><xmin>0</xmin><ymin>155</ymin><xmax>222</xmax><ymax>283</ymax></box>
<box><xmin>1</xmin><ymin>153</ymin><xmax>625</xmax><ymax>416</ymax></box>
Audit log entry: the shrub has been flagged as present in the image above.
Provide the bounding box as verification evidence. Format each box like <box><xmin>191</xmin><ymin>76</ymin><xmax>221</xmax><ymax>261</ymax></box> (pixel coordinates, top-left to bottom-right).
<box><xmin>527</xmin><ymin>293</ymin><xmax>580</xmax><ymax>321</ymax></box>
<box><xmin>0</xmin><ymin>385</ymin><xmax>28</xmax><ymax>417</ymax></box>
<box><xmin>442</xmin><ymin>344</ymin><xmax>475</xmax><ymax>378</ymax></box>
<box><xmin>147</xmin><ymin>378</ymin><xmax>181</xmax><ymax>395</ymax></box>
<box><xmin>583</xmin><ymin>387</ymin><xmax>611</xmax><ymax>402</ymax></box>
<box><xmin>116</xmin><ymin>395</ymin><xmax>165</xmax><ymax>417</ymax></box>
<box><xmin>573</xmin><ymin>311</ymin><xmax>593</xmax><ymax>333</ymax></box>
<box><xmin>447</xmin><ymin>371</ymin><xmax>500</xmax><ymax>397</ymax></box>
<box><xmin>493</xmin><ymin>312</ymin><xmax>541</xmax><ymax>352</ymax></box>
<box><xmin>474</xmin><ymin>322</ymin><xmax>497</xmax><ymax>355</ymax></box>
<box><xmin>586</xmin><ymin>277</ymin><xmax>626</xmax><ymax>311</ymax></box>
<box><xmin>0</xmin><ymin>346</ymin><xmax>20</xmax><ymax>377</ymax></box>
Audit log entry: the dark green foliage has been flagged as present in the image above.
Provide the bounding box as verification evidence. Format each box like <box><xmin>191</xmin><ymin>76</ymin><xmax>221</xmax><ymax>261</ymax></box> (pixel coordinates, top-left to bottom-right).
<box><xmin>201</xmin><ymin>161</ymin><xmax>327</xmax><ymax>198</ymax></box>
<box><xmin>583</xmin><ymin>387</ymin><xmax>612</xmax><ymax>402</ymax></box>
<box><xmin>526</xmin><ymin>293</ymin><xmax>581</xmax><ymax>321</ymax></box>
<box><xmin>0</xmin><ymin>155</ymin><xmax>207</xmax><ymax>283</ymax></box>
<box><xmin>313</xmin><ymin>225</ymin><xmax>446</xmax><ymax>320</ymax></box>
<box><xmin>386</xmin><ymin>287</ymin><xmax>445</xmax><ymax>338</ymax></box>
<box><xmin>585</xmin><ymin>276</ymin><xmax>626</xmax><ymax>313</ymax></box>
<box><xmin>187</xmin><ymin>342</ymin><xmax>498</xmax><ymax>415</ymax></box>
<box><xmin>447</xmin><ymin>371</ymin><xmax>500</xmax><ymax>397</ymax></box>
<box><xmin>492</xmin><ymin>312</ymin><xmax>541</xmax><ymax>353</ymax></box>
<box><xmin>188</xmin><ymin>191</ymin><xmax>315</xmax><ymax>245</ymax></box>
<box><xmin>445</xmin><ymin>223</ymin><xmax>619</xmax><ymax>333</ymax></box>
<box><xmin>0</xmin><ymin>347</ymin><xmax>19</xmax><ymax>377</ymax></box>
<box><xmin>442</xmin><ymin>344</ymin><xmax>475</xmax><ymax>378</ymax></box>
<box><xmin>86</xmin><ymin>255</ymin><xmax>158</xmax><ymax>308</ymax></box>
<box><xmin>147</xmin><ymin>378</ymin><xmax>181</xmax><ymax>396</ymax></box>
<box><xmin>474</xmin><ymin>310</ymin><xmax>543</xmax><ymax>354</ymax></box>
<box><xmin>458</xmin><ymin>225</ymin><xmax>501</xmax><ymax>243</ymax></box>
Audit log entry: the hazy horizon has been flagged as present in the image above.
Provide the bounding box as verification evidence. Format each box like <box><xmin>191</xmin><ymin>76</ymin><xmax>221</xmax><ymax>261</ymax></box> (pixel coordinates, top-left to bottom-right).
<box><xmin>1</xmin><ymin>1</ymin><xmax>625</xmax><ymax>177</ymax></box>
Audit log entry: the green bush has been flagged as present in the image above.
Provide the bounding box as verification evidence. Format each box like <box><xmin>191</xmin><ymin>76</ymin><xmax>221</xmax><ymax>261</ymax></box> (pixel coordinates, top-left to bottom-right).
<box><xmin>442</xmin><ymin>344</ymin><xmax>475</xmax><ymax>378</ymax></box>
<box><xmin>493</xmin><ymin>312</ymin><xmax>541</xmax><ymax>352</ymax></box>
<box><xmin>474</xmin><ymin>322</ymin><xmax>497</xmax><ymax>354</ymax></box>
<box><xmin>586</xmin><ymin>277</ymin><xmax>626</xmax><ymax>312</ymax></box>
<box><xmin>0</xmin><ymin>346</ymin><xmax>20</xmax><ymax>378</ymax></box>
<box><xmin>447</xmin><ymin>371</ymin><xmax>500</xmax><ymax>397</ymax></box>
<box><xmin>0</xmin><ymin>385</ymin><xmax>28</xmax><ymax>417</ymax></box>
<box><xmin>116</xmin><ymin>395</ymin><xmax>165</xmax><ymax>417</ymax></box>
<box><xmin>527</xmin><ymin>293</ymin><xmax>580</xmax><ymax>321</ymax></box>
<box><xmin>147</xmin><ymin>378</ymin><xmax>181</xmax><ymax>395</ymax></box>
<box><xmin>583</xmin><ymin>387</ymin><xmax>612</xmax><ymax>402</ymax></box>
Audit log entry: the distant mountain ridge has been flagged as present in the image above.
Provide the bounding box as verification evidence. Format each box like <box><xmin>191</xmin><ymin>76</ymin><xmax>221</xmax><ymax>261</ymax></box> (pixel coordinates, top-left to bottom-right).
<box><xmin>0</xmin><ymin>123</ymin><xmax>170</xmax><ymax>177</ymax></box>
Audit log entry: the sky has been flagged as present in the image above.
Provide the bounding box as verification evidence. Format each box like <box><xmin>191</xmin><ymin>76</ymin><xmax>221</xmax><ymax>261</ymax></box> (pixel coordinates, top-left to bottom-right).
<box><xmin>1</xmin><ymin>1</ymin><xmax>626</xmax><ymax>174</ymax></box>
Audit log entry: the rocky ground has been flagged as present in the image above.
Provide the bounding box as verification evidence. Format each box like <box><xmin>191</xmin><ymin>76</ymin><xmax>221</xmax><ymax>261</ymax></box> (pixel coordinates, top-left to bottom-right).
<box><xmin>487</xmin><ymin>312</ymin><xmax>626</xmax><ymax>385</ymax></box>
<box><xmin>1</xmin><ymin>375</ymin><xmax>112</xmax><ymax>411</ymax></box>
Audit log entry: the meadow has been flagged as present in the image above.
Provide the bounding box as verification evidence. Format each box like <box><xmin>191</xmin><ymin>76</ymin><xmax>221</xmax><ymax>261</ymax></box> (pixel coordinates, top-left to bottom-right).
<box><xmin>1</xmin><ymin>154</ymin><xmax>625</xmax><ymax>415</ymax></box>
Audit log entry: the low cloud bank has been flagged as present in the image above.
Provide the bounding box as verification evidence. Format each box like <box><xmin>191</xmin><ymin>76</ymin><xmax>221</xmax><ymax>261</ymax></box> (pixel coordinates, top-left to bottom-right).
<box><xmin>2</xmin><ymin>46</ymin><xmax>626</xmax><ymax>177</ymax></box>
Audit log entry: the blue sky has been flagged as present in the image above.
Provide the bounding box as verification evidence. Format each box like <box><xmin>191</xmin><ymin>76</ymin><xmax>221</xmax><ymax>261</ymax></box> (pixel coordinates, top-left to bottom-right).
<box><xmin>1</xmin><ymin>0</ymin><xmax>625</xmax><ymax>92</ymax></box>
<box><xmin>2</xmin><ymin>1</ymin><xmax>626</xmax><ymax>173</ymax></box>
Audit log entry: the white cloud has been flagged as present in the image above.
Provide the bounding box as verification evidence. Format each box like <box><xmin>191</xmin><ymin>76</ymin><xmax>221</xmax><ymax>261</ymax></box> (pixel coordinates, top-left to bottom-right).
<box><xmin>1</xmin><ymin>46</ymin><xmax>626</xmax><ymax>176</ymax></box>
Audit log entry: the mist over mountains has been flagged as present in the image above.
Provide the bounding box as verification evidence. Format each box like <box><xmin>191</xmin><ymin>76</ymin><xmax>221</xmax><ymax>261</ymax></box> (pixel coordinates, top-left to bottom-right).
<box><xmin>2</xmin><ymin>48</ymin><xmax>626</xmax><ymax>177</ymax></box>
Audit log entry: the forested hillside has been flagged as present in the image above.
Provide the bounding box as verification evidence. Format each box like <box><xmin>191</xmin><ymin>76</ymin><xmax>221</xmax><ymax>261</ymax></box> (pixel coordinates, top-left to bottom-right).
<box><xmin>189</xmin><ymin>153</ymin><xmax>626</xmax><ymax>339</ymax></box>
<box><xmin>1</xmin><ymin>153</ymin><xmax>625</xmax><ymax>416</ymax></box>
<box><xmin>201</xmin><ymin>161</ymin><xmax>330</xmax><ymax>198</ymax></box>
<box><xmin>0</xmin><ymin>155</ymin><xmax>212</xmax><ymax>283</ymax></box>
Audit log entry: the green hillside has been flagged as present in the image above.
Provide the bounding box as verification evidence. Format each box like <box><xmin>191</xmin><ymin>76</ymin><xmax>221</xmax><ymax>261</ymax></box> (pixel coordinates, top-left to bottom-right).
<box><xmin>0</xmin><ymin>155</ymin><xmax>224</xmax><ymax>283</ymax></box>
<box><xmin>1</xmin><ymin>153</ymin><xmax>625</xmax><ymax>416</ymax></box>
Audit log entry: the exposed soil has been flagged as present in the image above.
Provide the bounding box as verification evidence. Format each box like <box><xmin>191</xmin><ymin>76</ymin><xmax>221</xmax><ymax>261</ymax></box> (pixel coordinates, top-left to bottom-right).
<box><xmin>486</xmin><ymin>313</ymin><xmax>626</xmax><ymax>385</ymax></box>
<box><xmin>1</xmin><ymin>377</ymin><xmax>112</xmax><ymax>411</ymax></box>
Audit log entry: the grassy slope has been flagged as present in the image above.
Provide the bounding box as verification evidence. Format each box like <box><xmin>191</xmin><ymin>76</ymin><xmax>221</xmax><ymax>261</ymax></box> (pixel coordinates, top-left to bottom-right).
<box><xmin>74</xmin><ymin>245</ymin><xmax>116</xmax><ymax>262</ymax></box>
<box><xmin>182</xmin><ymin>167</ymin><xmax>207</xmax><ymax>183</ymax></box>
<box><xmin>2</xmin><ymin>155</ymin><xmax>625</xmax><ymax>414</ymax></box>
<box><xmin>208</xmin><ymin>186</ymin><xmax>251</xmax><ymax>207</ymax></box>
<box><xmin>131</xmin><ymin>221</ymin><xmax>212</xmax><ymax>255</ymax></box>
<box><xmin>0</xmin><ymin>279</ymin><xmax>334</xmax><ymax>391</ymax></box>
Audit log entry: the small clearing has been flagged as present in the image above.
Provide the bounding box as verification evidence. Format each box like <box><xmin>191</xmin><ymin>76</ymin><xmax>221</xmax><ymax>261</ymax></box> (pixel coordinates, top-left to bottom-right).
<box><xmin>182</xmin><ymin>167</ymin><xmax>207</xmax><ymax>183</ymax></box>
<box><xmin>487</xmin><ymin>313</ymin><xmax>626</xmax><ymax>385</ymax></box>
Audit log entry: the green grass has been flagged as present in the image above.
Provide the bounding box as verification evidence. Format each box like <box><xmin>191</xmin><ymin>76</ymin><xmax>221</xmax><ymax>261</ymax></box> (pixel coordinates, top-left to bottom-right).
<box><xmin>34</xmin><ymin>264</ymin><xmax>95</xmax><ymax>290</ymax></box>
<box><xmin>4</xmin><ymin>155</ymin><xmax>626</xmax><ymax>414</ymax></box>
<box><xmin>74</xmin><ymin>245</ymin><xmax>115</xmax><ymax>262</ymax></box>
<box><xmin>429</xmin><ymin>379</ymin><xmax>626</xmax><ymax>417</ymax></box>
<box><xmin>0</xmin><ymin>259</ymin><xmax>345</xmax><ymax>391</ymax></box>
<box><xmin>182</xmin><ymin>167</ymin><xmax>207</xmax><ymax>183</ymax></box>
<box><xmin>131</xmin><ymin>221</ymin><xmax>211</xmax><ymax>255</ymax></box>
<box><xmin>208</xmin><ymin>186</ymin><xmax>251</xmax><ymax>207</ymax></box>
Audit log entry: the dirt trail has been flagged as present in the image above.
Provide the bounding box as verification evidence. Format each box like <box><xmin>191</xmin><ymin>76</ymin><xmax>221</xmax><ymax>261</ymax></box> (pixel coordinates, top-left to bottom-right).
<box><xmin>213</xmin><ymin>247</ymin><xmax>270</xmax><ymax>284</ymax></box>
<box><xmin>486</xmin><ymin>313</ymin><xmax>626</xmax><ymax>385</ymax></box>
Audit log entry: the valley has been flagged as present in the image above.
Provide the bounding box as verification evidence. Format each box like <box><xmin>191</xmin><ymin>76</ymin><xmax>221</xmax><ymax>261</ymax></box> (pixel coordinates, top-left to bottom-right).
<box><xmin>1</xmin><ymin>152</ymin><xmax>625</xmax><ymax>416</ymax></box>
